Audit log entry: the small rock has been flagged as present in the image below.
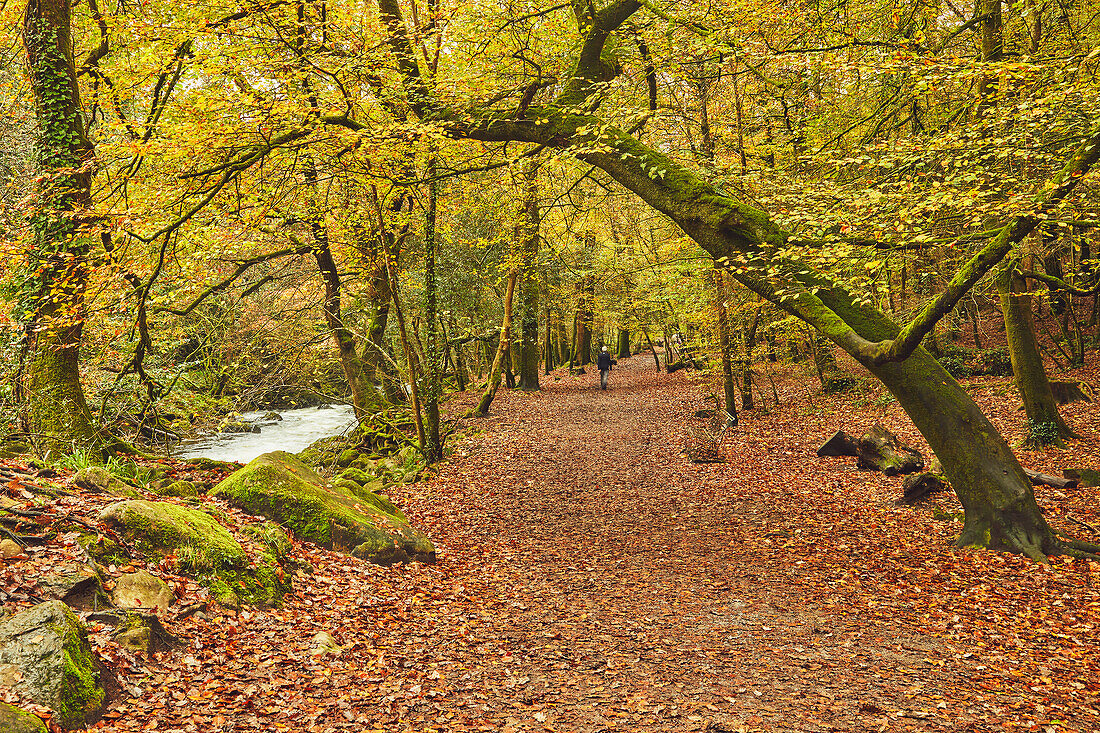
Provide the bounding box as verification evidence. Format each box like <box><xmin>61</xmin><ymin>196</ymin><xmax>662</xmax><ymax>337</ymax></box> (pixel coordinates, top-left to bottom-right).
<box><xmin>158</xmin><ymin>480</ymin><xmax>200</xmax><ymax>498</ymax></box>
<box><xmin>36</xmin><ymin>564</ymin><xmax>103</xmax><ymax>610</ymax></box>
<box><xmin>112</xmin><ymin>570</ymin><xmax>172</xmax><ymax>613</ymax></box>
<box><xmin>72</xmin><ymin>467</ymin><xmax>135</xmax><ymax>497</ymax></box>
<box><xmin>261</xmin><ymin>412</ymin><xmax>283</xmax><ymax>421</ymax></box>
<box><xmin>310</xmin><ymin>630</ymin><xmax>341</xmax><ymax>654</ymax></box>
<box><xmin>114</xmin><ymin>626</ymin><xmax>152</xmax><ymax>656</ymax></box>
<box><xmin>0</xmin><ymin>538</ymin><xmax>24</xmax><ymax>559</ymax></box>
<box><xmin>220</xmin><ymin>419</ymin><xmax>260</xmax><ymax>434</ymax></box>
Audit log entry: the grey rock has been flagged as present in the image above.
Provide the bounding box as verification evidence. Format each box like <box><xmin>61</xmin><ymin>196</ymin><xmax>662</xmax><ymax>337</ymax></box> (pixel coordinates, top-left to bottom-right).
<box><xmin>112</xmin><ymin>570</ymin><xmax>172</xmax><ymax>613</ymax></box>
<box><xmin>36</xmin><ymin>564</ymin><xmax>104</xmax><ymax>610</ymax></box>
<box><xmin>0</xmin><ymin>601</ymin><xmax>117</xmax><ymax>729</ymax></box>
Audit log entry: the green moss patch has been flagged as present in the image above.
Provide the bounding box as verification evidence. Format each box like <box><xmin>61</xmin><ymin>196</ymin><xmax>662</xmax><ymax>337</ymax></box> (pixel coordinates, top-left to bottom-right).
<box><xmin>97</xmin><ymin>500</ymin><xmax>288</xmax><ymax>607</ymax></box>
<box><xmin>0</xmin><ymin>703</ymin><xmax>48</xmax><ymax>733</ymax></box>
<box><xmin>211</xmin><ymin>451</ymin><xmax>434</xmax><ymax>565</ymax></box>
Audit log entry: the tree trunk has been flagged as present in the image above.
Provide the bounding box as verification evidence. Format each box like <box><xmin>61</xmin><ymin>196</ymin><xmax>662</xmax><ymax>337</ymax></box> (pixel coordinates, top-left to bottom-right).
<box><xmin>422</xmin><ymin>157</ymin><xmax>443</xmax><ymax>461</ymax></box>
<box><xmin>573</xmin><ymin>276</ymin><xmax>594</xmax><ymax>366</ymax></box>
<box><xmin>516</xmin><ymin>161</ymin><xmax>541</xmax><ymax>391</ymax></box>
<box><xmin>385</xmin><ymin>250</ymin><xmax>426</xmax><ymax>452</ymax></box>
<box><xmin>544</xmin><ymin>308</ymin><xmax>554</xmax><ymax>374</ymax></box>
<box><xmin>476</xmin><ymin>271</ymin><xmax>518</xmax><ymax>415</ymax></box>
<box><xmin>713</xmin><ymin>269</ymin><xmax>738</xmax><ymax>420</ymax></box>
<box><xmin>741</xmin><ymin>302</ymin><xmax>762</xmax><ymax>410</ymax></box>
<box><xmin>21</xmin><ymin>0</ymin><xmax>100</xmax><ymax>453</ymax></box>
<box><xmin>312</xmin><ymin>238</ymin><xmax>377</xmax><ymax>419</ymax></box>
<box><xmin>352</xmin><ymin>221</ymin><xmax>404</xmax><ymax>402</ymax></box>
<box><xmin>616</xmin><ymin>328</ymin><xmax>630</xmax><ymax>359</ymax></box>
<box><xmin>817</xmin><ymin>424</ymin><xmax>925</xmax><ymax>476</ymax></box>
<box><xmin>997</xmin><ymin>262</ymin><xmax>1074</xmax><ymax>445</ymax></box>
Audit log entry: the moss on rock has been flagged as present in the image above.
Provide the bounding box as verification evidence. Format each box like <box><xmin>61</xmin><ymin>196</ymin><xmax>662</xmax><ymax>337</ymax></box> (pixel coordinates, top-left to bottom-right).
<box><xmin>0</xmin><ymin>703</ymin><xmax>48</xmax><ymax>733</ymax></box>
<box><xmin>157</xmin><ymin>480</ymin><xmax>200</xmax><ymax>498</ymax></box>
<box><xmin>211</xmin><ymin>451</ymin><xmax>434</xmax><ymax>565</ymax></box>
<box><xmin>0</xmin><ymin>601</ymin><xmax>116</xmax><ymax>730</ymax></box>
<box><xmin>97</xmin><ymin>500</ymin><xmax>288</xmax><ymax>607</ymax></box>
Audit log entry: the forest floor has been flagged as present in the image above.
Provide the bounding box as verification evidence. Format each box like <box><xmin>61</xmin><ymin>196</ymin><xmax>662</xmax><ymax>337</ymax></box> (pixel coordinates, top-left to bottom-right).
<box><xmin>6</xmin><ymin>350</ymin><xmax>1100</xmax><ymax>733</ymax></box>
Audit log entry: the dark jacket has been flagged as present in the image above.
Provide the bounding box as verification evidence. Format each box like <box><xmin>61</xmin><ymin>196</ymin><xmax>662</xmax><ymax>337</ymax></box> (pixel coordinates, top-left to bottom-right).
<box><xmin>597</xmin><ymin>351</ymin><xmax>612</xmax><ymax>371</ymax></box>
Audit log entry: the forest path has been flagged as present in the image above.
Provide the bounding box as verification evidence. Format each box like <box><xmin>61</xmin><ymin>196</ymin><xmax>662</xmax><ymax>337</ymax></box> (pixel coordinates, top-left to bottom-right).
<box><xmin>381</xmin><ymin>353</ymin><xmax>966</xmax><ymax>732</ymax></box>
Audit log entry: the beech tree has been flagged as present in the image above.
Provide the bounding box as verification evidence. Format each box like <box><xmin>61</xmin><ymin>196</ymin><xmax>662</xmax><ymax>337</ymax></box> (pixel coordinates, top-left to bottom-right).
<box><xmin>372</xmin><ymin>0</ymin><xmax>1100</xmax><ymax>558</ymax></box>
<box><xmin>19</xmin><ymin>0</ymin><xmax>101</xmax><ymax>452</ymax></box>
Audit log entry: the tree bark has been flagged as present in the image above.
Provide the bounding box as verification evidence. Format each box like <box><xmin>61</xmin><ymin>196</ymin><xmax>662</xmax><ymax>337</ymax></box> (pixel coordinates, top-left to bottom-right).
<box><xmin>713</xmin><ymin>268</ymin><xmax>738</xmax><ymax>419</ymax></box>
<box><xmin>476</xmin><ymin>271</ymin><xmax>518</xmax><ymax>415</ymax></box>
<box><xmin>21</xmin><ymin>0</ymin><xmax>100</xmax><ymax>453</ymax></box>
<box><xmin>516</xmin><ymin>160</ymin><xmax>541</xmax><ymax>391</ymax></box>
<box><xmin>997</xmin><ymin>262</ymin><xmax>1073</xmax><ymax>445</ymax></box>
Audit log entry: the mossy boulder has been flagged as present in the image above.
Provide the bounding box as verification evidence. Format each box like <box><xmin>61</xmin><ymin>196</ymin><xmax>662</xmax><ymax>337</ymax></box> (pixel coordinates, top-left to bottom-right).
<box><xmin>211</xmin><ymin>451</ymin><xmax>435</xmax><ymax>565</ymax></box>
<box><xmin>97</xmin><ymin>500</ymin><xmax>289</xmax><ymax>607</ymax></box>
<box><xmin>71</xmin><ymin>467</ymin><xmax>141</xmax><ymax>498</ymax></box>
<box><xmin>337</xmin><ymin>467</ymin><xmax>373</xmax><ymax>485</ymax></box>
<box><xmin>0</xmin><ymin>703</ymin><xmax>48</xmax><ymax>733</ymax></box>
<box><xmin>0</xmin><ymin>601</ymin><xmax>118</xmax><ymax>730</ymax></box>
<box><xmin>156</xmin><ymin>480</ymin><xmax>200</xmax><ymax>498</ymax></box>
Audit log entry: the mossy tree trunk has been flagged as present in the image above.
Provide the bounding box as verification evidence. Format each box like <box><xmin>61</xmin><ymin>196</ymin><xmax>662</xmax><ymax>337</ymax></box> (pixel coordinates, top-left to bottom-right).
<box><xmin>616</xmin><ymin>327</ymin><xmax>630</xmax><ymax>359</ymax></box>
<box><xmin>997</xmin><ymin>261</ymin><xmax>1074</xmax><ymax>445</ymax></box>
<box><xmin>422</xmin><ymin>157</ymin><xmax>443</xmax><ymax>461</ymax></box>
<box><xmin>21</xmin><ymin>0</ymin><xmax>100</xmax><ymax>454</ymax></box>
<box><xmin>516</xmin><ymin>161</ymin><xmax>541</xmax><ymax>391</ymax></box>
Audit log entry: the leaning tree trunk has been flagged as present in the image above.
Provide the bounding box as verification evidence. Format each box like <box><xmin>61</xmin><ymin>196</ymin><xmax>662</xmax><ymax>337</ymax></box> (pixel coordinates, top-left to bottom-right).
<box><xmin>21</xmin><ymin>0</ymin><xmax>100</xmax><ymax>453</ymax></box>
<box><xmin>371</xmin><ymin>0</ymin><xmax>1093</xmax><ymax>557</ymax></box>
<box><xmin>313</xmin><ymin>236</ymin><xmax>378</xmax><ymax>420</ymax></box>
<box><xmin>997</xmin><ymin>262</ymin><xmax>1074</xmax><ymax>445</ymax></box>
<box><xmin>476</xmin><ymin>271</ymin><xmax>518</xmax><ymax>415</ymax></box>
<box><xmin>562</xmin><ymin>113</ymin><xmax>1071</xmax><ymax>559</ymax></box>
<box><xmin>818</xmin><ymin>291</ymin><xmax>1058</xmax><ymax>559</ymax></box>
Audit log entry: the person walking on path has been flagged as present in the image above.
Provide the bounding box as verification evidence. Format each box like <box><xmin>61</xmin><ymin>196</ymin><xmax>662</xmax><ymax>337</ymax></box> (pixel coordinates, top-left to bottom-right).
<box><xmin>597</xmin><ymin>345</ymin><xmax>613</xmax><ymax>390</ymax></box>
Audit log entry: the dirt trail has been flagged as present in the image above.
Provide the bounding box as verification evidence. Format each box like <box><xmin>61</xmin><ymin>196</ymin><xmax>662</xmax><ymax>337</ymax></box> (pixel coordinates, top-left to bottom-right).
<box><xmin>113</xmin><ymin>352</ymin><xmax>1100</xmax><ymax>733</ymax></box>
<box><xmin>383</xmin><ymin>354</ymin><xmax>975</xmax><ymax>732</ymax></box>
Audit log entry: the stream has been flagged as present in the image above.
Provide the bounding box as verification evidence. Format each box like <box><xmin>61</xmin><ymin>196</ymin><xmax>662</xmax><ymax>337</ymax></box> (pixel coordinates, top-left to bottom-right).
<box><xmin>176</xmin><ymin>404</ymin><xmax>357</xmax><ymax>464</ymax></box>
